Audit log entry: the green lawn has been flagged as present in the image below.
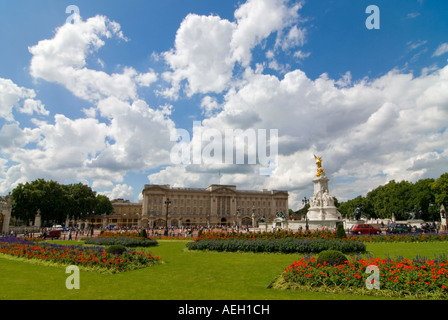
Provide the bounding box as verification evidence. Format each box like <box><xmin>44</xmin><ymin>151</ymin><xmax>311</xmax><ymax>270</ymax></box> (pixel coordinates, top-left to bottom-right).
<box><xmin>0</xmin><ymin>239</ymin><xmax>446</xmax><ymax>300</ymax></box>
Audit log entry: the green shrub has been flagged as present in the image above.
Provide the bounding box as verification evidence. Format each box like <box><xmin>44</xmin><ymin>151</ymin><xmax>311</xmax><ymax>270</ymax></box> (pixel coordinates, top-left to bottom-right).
<box><xmin>106</xmin><ymin>245</ymin><xmax>127</xmax><ymax>255</ymax></box>
<box><xmin>85</xmin><ymin>237</ymin><xmax>158</xmax><ymax>247</ymax></box>
<box><xmin>317</xmin><ymin>250</ymin><xmax>348</xmax><ymax>266</ymax></box>
<box><xmin>335</xmin><ymin>224</ymin><xmax>346</xmax><ymax>239</ymax></box>
<box><xmin>140</xmin><ymin>229</ymin><xmax>148</xmax><ymax>239</ymax></box>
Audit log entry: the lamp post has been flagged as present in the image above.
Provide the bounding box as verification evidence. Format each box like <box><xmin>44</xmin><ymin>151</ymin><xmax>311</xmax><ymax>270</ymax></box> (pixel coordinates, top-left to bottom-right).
<box><xmin>429</xmin><ymin>200</ymin><xmax>434</xmax><ymax>229</ymax></box>
<box><xmin>165</xmin><ymin>198</ymin><xmax>171</xmax><ymax>236</ymax></box>
<box><xmin>302</xmin><ymin>197</ymin><xmax>309</xmax><ymax>231</ymax></box>
<box><xmin>252</xmin><ymin>206</ymin><xmax>255</xmax><ymax>228</ymax></box>
<box><xmin>236</xmin><ymin>207</ymin><xmax>240</xmax><ymax>230</ymax></box>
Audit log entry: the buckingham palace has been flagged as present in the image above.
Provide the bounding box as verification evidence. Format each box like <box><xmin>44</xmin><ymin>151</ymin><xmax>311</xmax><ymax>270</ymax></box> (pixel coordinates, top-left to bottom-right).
<box><xmin>141</xmin><ymin>184</ymin><xmax>289</xmax><ymax>228</ymax></box>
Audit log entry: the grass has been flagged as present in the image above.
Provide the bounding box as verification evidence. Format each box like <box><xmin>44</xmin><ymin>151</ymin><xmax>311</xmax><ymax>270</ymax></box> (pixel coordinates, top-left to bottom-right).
<box><xmin>0</xmin><ymin>239</ymin><xmax>446</xmax><ymax>300</ymax></box>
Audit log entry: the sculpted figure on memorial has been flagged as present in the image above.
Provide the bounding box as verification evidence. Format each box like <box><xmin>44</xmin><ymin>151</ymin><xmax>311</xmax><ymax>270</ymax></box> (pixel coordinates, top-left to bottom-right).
<box><xmin>314</xmin><ymin>154</ymin><xmax>326</xmax><ymax>177</ymax></box>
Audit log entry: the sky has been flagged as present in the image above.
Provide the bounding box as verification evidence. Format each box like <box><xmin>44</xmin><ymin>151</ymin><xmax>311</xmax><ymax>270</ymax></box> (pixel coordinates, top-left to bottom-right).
<box><xmin>1</xmin><ymin>0</ymin><xmax>448</xmax><ymax>211</ymax></box>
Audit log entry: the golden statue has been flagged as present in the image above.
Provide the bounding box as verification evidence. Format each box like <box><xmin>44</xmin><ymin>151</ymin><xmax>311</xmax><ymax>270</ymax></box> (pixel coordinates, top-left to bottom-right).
<box><xmin>314</xmin><ymin>154</ymin><xmax>326</xmax><ymax>177</ymax></box>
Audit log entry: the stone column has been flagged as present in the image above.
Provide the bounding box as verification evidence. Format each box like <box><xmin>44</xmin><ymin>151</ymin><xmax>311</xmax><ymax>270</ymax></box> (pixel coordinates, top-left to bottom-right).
<box><xmin>34</xmin><ymin>211</ymin><xmax>42</xmax><ymax>228</ymax></box>
<box><xmin>102</xmin><ymin>214</ymin><xmax>108</xmax><ymax>229</ymax></box>
<box><xmin>1</xmin><ymin>195</ymin><xmax>12</xmax><ymax>234</ymax></box>
<box><xmin>441</xmin><ymin>204</ymin><xmax>447</xmax><ymax>231</ymax></box>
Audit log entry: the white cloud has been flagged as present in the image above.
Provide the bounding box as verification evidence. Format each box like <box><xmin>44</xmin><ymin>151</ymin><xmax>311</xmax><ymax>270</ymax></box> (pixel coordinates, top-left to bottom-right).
<box><xmin>0</xmin><ymin>78</ymin><xmax>49</xmax><ymax>121</ymax></box>
<box><xmin>200</xmin><ymin>96</ymin><xmax>221</xmax><ymax>117</ymax></box>
<box><xmin>161</xmin><ymin>0</ymin><xmax>304</xmax><ymax>98</ymax></box>
<box><xmin>101</xmin><ymin>184</ymin><xmax>135</xmax><ymax>201</ymax></box>
<box><xmin>433</xmin><ymin>42</ymin><xmax>448</xmax><ymax>57</ymax></box>
<box><xmin>29</xmin><ymin>16</ymin><xmax>154</xmax><ymax>103</ymax></box>
<box><xmin>231</xmin><ymin>0</ymin><xmax>301</xmax><ymax>66</ymax></box>
<box><xmin>0</xmin><ymin>14</ymin><xmax>175</xmax><ymax>196</ymax></box>
<box><xmin>90</xmin><ymin>97</ymin><xmax>176</xmax><ymax>171</ymax></box>
<box><xmin>162</xmin><ymin>14</ymin><xmax>236</xmax><ymax>98</ymax></box>
<box><xmin>293</xmin><ymin>50</ymin><xmax>310</xmax><ymax>60</ymax></box>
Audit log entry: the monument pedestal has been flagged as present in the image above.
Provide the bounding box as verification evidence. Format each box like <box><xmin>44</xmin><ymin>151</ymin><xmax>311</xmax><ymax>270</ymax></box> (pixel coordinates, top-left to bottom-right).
<box><xmin>307</xmin><ymin>175</ymin><xmax>342</xmax><ymax>221</ymax></box>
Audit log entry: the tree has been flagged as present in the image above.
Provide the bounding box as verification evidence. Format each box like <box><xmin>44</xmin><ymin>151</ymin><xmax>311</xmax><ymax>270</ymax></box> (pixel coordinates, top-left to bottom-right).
<box><xmin>410</xmin><ymin>178</ymin><xmax>435</xmax><ymax>220</ymax></box>
<box><xmin>11</xmin><ymin>181</ymin><xmax>41</xmax><ymax>224</ymax></box>
<box><xmin>11</xmin><ymin>179</ymin><xmax>113</xmax><ymax>226</ymax></box>
<box><xmin>11</xmin><ymin>179</ymin><xmax>68</xmax><ymax>225</ymax></box>
<box><xmin>338</xmin><ymin>173</ymin><xmax>447</xmax><ymax>221</ymax></box>
<box><xmin>366</xmin><ymin>180</ymin><xmax>413</xmax><ymax>220</ymax></box>
<box><xmin>64</xmin><ymin>183</ymin><xmax>97</xmax><ymax>220</ymax></box>
<box><xmin>338</xmin><ymin>195</ymin><xmax>372</xmax><ymax>219</ymax></box>
<box><xmin>432</xmin><ymin>173</ymin><xmax>448</xmax><ymax>207</ymax></box>
<box><xmin>95</xmin><ymin>194</ymin><xmax>114</xmax><ymax>215</ymax></box>
<box><xmin>294</xmin><ymin>204</ymin><xmax>310</xmax><ymax>219</ymax></box>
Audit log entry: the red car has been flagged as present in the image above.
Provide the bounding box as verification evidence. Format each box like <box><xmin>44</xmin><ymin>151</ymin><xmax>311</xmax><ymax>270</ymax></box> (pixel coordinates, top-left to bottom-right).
<box><xmin>350</xmin><ymin>224</ymin><xmax>382</xmax><ymax>235</ymax></box>
<box><xmin>43</xmin><ymin>229</ymin><xmax>61</xmax><ymax>240</ymax></box>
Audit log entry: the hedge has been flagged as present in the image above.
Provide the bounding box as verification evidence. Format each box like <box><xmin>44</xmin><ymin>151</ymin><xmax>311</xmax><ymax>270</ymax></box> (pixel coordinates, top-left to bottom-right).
<box><xmin>85</xmin><ymin>237</ymin><xmax>158</xmax><ymax>248</ymax></box>
<box><xmin>186</xmin><ymin>238</ymin><xmax>366</xmax><ymax>254</ymax></box>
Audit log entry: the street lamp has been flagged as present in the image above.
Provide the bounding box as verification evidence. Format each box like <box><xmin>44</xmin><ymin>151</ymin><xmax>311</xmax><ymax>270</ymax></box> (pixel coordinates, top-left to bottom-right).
<box><xmin>302</xmin><ymin>197</ymin><xmax>310</xmax><ymax>231</ymax></box>
<box><xmin>236</xmin><ymin>207</ymin><xmax>240</xmax><ymax>230</ymax></box>
<box><xmin>252</xmin><ymin>206</ymin><xmax>255</xmax><ymax>228</ymax></box>
<box><xmin>429</xmin><ymin>200</ymin><xmax>434</xmax><ymax>229</ymax></box>
<box><xmin>165</xmin><ymin>198</ymin><xmax>171</xmax><ymax>236</ymax></box>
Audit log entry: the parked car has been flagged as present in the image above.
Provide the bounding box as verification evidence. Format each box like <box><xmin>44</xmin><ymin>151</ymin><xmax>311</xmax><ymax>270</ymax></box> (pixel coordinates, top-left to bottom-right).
<box><xmin>43</xmin><ymin>229</ymin><xmax>61</xmax><ymax>240</ymax></box>
<box><xmin>386</xmin><ymin>223</ymin><xmax>415</xmax><ymax>234</ymax></box>
<box><xmin>350</xmin><ymin>224</ymin><xmax>382</xmax><ymax>235</ymax></box>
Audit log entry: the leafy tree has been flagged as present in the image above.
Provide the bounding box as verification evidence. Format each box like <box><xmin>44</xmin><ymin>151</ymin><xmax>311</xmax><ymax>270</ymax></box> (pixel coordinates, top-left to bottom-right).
<box><xmin>409</xmin><ymin>178</ymin><xmax>435</xmax><ymax>220</ymax></box>
<box><xmin>338</xmin><ymin>173</ymin><xmax>447</xmax><ymax>221</ymax></box>
<box><xmin>12</xmin><ymin>179</ymin><xmax>67</xmax><ymax>225</ymax></box>
<box><xmin>95</xmin><ymin>194</ymin><xmax>114</xmax><ymax>215</ymax></box>
<box><xmin>366</xmin><ymin>180</ymin><xmax>413</xmax><ymax>220</ymax></box>
<box><xmin>64</xmin><ymin>183</ymin><xmax>97</xmax><ymax>220</ymax></box>
<box><xmin>294</xmin><ymin>204</ymin><xmax>310</xmax><ymax>219</ymax></box>
<box><xmin>338</xmin><ymin>195</ymin><xmax>368</xmax><ymax>219</ymax></box>
<box><xmin>11</xmin><ymin>181</ymin><xmax>42</xmax><ymax>224</ymax></box>
<box><xmin>11</xmin><ymin>179</ymin><xmax>113</xmax><ymax>226</ymax></box>
<box><xmin>432</xmin><ymin>173</ymin><xmax>448</xmax><ymax>207</ymax></box>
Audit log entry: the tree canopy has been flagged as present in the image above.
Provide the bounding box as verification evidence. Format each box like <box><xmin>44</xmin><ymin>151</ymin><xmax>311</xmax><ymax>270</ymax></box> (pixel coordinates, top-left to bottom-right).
<box><xmin>337</xmin><ymin>173</ymin><xmax>447</xmax><ymax>221</ymax></box>
<box><xmin>11</xmin><ymin>179</ymin><xmax>113</xmax><ymax>225</ymax></box>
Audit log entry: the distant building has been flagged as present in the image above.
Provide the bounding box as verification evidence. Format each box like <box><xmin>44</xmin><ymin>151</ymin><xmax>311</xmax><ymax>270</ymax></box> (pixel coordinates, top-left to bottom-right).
<box><xmin>108</xmin><ymin>198</ymin><xmax>142</xmax><ymax>228</ymax></box>
<box><xmin>84</xmin><ymin>198</ymin><xmax>142</xmax><ymax>229</ymax></box>
<box><xmin>141</xmin><ymin>184</ymin><xmax>289</xmax><ymax>228</ymax></box>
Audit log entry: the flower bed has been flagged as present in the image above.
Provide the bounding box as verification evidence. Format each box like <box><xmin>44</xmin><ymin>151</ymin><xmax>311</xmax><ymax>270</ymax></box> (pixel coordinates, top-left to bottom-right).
<box><xmin>186</xmin><ymin>238</ymin><xmax>366</xmax><ymax>254</ymax></box>
<box><xmin>96</xmin><ymin>231</ymin><xmax>148</xmax><ymax>239</ymax></box>
<box><xmin>0</xmin><ymin>236</ymin><xmax>160</xmax><ymax>273</ymax></box>
<box><xmin>196</xmin><ymin>230</ymin><xmax>337</xmax><ymax>241</ymax></box>
<box><xmin>84</xmin><ymin>230</ymin><xmax>159</xmax><ymax>247</ymax></box>
<box><xmin>276</xmin><ymin>254</ymin><xmax>448</xmax><ymax>299</ymax></box>
<box><xmin>195</xmin><ymin>230</ymin><xmax>448</xmax><ymax>243</ymax></box>
<box><xmin>352</xmin><ymin>233</ymin><xmax>448</xmax><ymax>243</ymax></box>
<box><xmin>85</xmin><ymin>236</ymin><xmax>158</xmax><ymax>247</ymax></box>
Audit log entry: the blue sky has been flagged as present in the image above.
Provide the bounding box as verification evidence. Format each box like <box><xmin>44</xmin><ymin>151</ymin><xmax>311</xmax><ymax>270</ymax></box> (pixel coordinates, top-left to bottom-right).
<box><xmin>1</xmin><ymin>0</ymin><xmax>448</xmax><ymax>210</ymax></box>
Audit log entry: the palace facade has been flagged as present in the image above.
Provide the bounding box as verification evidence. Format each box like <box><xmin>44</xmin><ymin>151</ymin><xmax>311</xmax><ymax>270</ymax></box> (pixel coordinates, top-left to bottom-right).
<box><xmin>141</xmin><ymin>184</ymin><xmax>289</xmax><ymax>228</ymax></box>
